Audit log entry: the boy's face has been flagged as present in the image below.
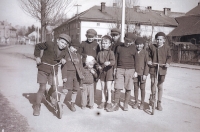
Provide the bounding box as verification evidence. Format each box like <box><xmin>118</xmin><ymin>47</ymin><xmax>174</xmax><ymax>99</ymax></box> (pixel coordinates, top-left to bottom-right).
<box><xmin>87</xmin><ymin>62</ymin><xmax>94</xmax><ymax>69</ymax></box>
<box><xmin>86</xmin><ymin>35</ymin><xmax>95</xmax><ymax>43</ymax></box>
<box><xmin>69</xmin><ymin>46</ymin><xmax>78</xmax><ymax>53</ymax></box>
<box><xmin>124</xmin><ymin>39</ymin><xmax>133</xmax><ymax>47</ymax></box>
<box><xmin>136</xmin><ymin>43</ymin><xmax>144</xmax><ymax>51</ymax></box>
<box><xmin>57</xmin><ymin>38</ymin><xmax>69</xmax><ymax>50</ymax></box>
<box><xmin>101</xmin><ymin>38</ymin><xmax>111</xmax><ymax>50</ymax></box>
<box><xmin>111</xmin><ymin>34</ymin><xmax>120</xmax><ymax>42</ymax></box>
<box><xmin>156</xmin><ymin>36</ymin><xmax>165</xmax><ymax>47</ymax></box>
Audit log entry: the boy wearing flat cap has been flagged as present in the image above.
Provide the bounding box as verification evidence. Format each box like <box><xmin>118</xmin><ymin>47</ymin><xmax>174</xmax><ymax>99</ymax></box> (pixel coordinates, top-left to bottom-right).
<box><xmin>132</xmin><ymin>37</ymin><xmax>149</xmax><ymax>110</ymax></box>
<box><xmin>80</xmin><ymin>29</ymin><xmax>101</xmax><ymax>95</ymax></box>
<box><xmin>110</xmin><ymin>28</ymin><xmax>122</xmax><ymax>54</ymax></box>
<box><xmin>33</xmin><ymin>33</ymin><xmax>71</xmax><ymax>116</ymax></box>
<box><xmin>148</xmin><ymin>32</ymin><xmax>171</xmax><ymax>111</ymax></box>
<box><xmin>60</xmin><ymin>39</ymin><xmax>83</xmax><ymax>112</ymax></box>
<box><xmin>107</xmin><ymin>32</ymin><xmax>137</xmax><ymax>112</ymax></box>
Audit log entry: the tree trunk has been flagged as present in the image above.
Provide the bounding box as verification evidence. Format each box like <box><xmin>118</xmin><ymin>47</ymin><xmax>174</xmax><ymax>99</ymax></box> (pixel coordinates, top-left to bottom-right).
<box><xmin>41</xmin><ymin>0</ymin><xmax>47</xmax><ymax>42</ymax></box>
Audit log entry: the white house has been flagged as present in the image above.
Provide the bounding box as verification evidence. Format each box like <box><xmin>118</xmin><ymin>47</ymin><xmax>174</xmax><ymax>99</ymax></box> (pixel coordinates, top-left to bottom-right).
<box><xmin>54</xmin><ymin>2</ymin><xmax>184</xmax><ymax>42</ymax></box>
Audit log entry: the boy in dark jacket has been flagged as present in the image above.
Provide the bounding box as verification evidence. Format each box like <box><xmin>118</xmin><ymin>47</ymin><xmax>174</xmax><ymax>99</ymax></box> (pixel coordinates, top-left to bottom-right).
<box><xmin>33</xmin><ymin>33</ymin><xmax>71</xmax><ymax>116</ymax></box>
<box><xmin>148</xmin><ymin>32</ymin><xmax>171</xmax><ymax>111</ymax></box>
<box><xmin>132</xmin><ymin>37</ymin><xmax>149</xmax><ymax>110</ymax></box>
<box><xmin>60</xmin><ymin>39</ymin><xmax>83</xmax><ymax>112</ymax></box>
<box><xmin>107</xmin><ymin>32</ymin><xmax>137</xmax><ymax>112</ymax></box>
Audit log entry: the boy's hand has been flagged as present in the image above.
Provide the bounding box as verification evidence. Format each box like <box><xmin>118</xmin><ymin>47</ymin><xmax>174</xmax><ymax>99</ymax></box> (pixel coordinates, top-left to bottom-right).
<box><xmin>60</xmin><ymin>58</ymin><xmax>66</xmax><ymax>65</ymax></box>
<box><xmin>90</xmin><ymin>69</ymin><xmax>96</xmax><ymax>74</ymax></box>
<box><xmin>142</xmin><ymin>75</ymin><xmax>147</xmax><ymax>80</ymax></box>
<box><xmin>63</xmin><ymin>78</ymin><xmax>67</xmax><ymax>82</ymax></box>
<box><xmin>104</xmin><ymin>61</ymin><xmax>110</xmax><ymax>66</ymax></box>
<box><xmin>113</xmin><ymin>68</ymin><xmax>117</xmax><ymax>76</ymax></box>
<box><xmin>147</xmin><ymin>61</ymin><xmax>152</xmax><ymax>65</ymax></box>
<box><xmin>133</xmin><ymin>72</ymin><xmax>138</xmax><ymax>78</ymax></box>
<box><xmin>165</xmin><ymin>63</ymin><xmax>170</xmax><ymax>68</ymax></box>
<box><xmin>36</xmin><ymin>57</ymin><xmax>41</xmax><ymax>65</ymax></box>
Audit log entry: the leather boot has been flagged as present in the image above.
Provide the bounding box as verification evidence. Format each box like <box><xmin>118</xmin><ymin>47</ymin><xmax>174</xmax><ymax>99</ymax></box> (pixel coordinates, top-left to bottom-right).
<box><xmin>157</xmin><ymin>101</ymin><xmax>163</xmax><ymax>111</ymax></box>
<box><xmin>71</xmin><ymin>102</ymin><xmax>76</xmax><ymax>112</ymax></box>
<box><xmin>107</xmin><ymin>102</ymin><xmax>119</xmax><ymax>112</ymax></box>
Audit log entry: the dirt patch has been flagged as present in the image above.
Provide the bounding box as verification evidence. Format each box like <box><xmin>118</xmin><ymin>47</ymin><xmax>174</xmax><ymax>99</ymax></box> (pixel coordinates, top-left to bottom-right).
<box><xmin>0</xmin><ymin>92</ymin><xmax>30</xmax><ymax>132</ymax></box>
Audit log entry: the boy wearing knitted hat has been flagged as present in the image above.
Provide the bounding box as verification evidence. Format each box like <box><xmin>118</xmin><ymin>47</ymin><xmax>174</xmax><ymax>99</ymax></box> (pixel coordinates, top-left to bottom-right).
<box><xmin>96</xmin><ymin>35</ymin><xmax>115</xmax><ymax>110</ymax></box>
<box><xmin>132</xmin><ymin>37</ymin><xmax>149</xmax><ymax>110</ymax></box>
<box><xmin>148</xmin><ymin>32</ymin><xmax>171</xmax><ymax>111</ymax></box>
<box><xmin>60</xmin><ymin>39</ymin><xmax>83</xmax><ymax>112</ymax></box>
<box><xmin>107</xmin><ymin>32</ymin><xmax>137</xmax><ymax>112</ymax></box>
<box><xmin>33</xmin><ymin>33</ymin><xmax>71</xmax><ymax>116</ymax></box>
<box><xmin>81</xmin><ymin>55</ymin><xmax>98</xmax><ymax>109</ymax></box>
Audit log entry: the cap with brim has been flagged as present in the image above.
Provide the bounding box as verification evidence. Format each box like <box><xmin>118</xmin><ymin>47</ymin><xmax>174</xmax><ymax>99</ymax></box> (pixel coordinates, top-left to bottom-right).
<box><xmin>124</xmin><ymin>32</ymin><xmax>137</xmax><ymax>41</ymax></box>
<box><xmin>59</xmin><ymin>33</ymin><xmax>71</xmax><ymax>43</ymax></box>
<box><xmin>86</xmin><ymin>29</ymin><xmax>97</xmax><ymax>37</ymax></box>
<box><xmin>135</xmin><ymin>37</ymin><xmax>145</xmax><ymax>45</ymax></box>
<box><xmin>111</xmin><ymin>28</ymin><xmax>121</xmax><ymax>35</ymax></box>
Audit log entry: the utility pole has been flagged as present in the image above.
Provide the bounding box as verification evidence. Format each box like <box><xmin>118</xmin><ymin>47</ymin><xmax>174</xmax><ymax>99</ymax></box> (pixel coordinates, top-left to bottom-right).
<box><xmin>74</xmin><ymin>4</ymin><xmax>81</xmax><ymax>41</ymax></box>
<box><xmin>74</xmin><ymin>4</ymin><xmax>81</xmax><ymax>15</ymax></box>
<box><xmin>121</xmin><ymin>0</ymin><xmax>125</xmax><ymax>42</ymax></box>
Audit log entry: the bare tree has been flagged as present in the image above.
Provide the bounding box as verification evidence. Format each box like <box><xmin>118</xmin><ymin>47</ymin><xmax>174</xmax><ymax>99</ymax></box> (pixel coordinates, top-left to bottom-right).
<box><xmin>18</xmin><ymin>0</ymin><xmax>73</xmax><ymax>42</ymax></box>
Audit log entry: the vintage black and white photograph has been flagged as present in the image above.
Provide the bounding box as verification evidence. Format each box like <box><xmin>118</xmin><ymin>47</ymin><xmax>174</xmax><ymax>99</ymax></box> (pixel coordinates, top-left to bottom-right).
<box><xmin>0</xmin><ymin>0</ymin><xmax>200</xmax><ymax>131</ymax></box>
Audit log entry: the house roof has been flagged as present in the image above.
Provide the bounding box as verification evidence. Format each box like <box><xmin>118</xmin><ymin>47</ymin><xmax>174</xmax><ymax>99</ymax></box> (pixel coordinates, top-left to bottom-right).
<box><xmin>54</xmin><ymin>5</ymin><xmax>178</xmax><ymax>30</ymax></box>
<box><xmin>186</xmin><ymin>4</ymin><xmax>200</xmax><ymax>16</ymax></box>
<box><xmin>168</xmin><ymin>15</ymin><xmax>200</xmax><ymax>36</ymax></box>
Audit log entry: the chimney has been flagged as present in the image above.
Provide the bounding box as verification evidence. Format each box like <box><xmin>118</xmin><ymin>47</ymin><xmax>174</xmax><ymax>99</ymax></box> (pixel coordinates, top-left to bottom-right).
<box><xmin>113</xmin><ymin>3</ymin><xmax>117</xmax><ymax>7</ymax></box>
<box><xmin>147</xmin><ymin>6</ymin><xmax>152</xmax><ymax>10</ymax></box>
<box><xmin>101</xmin><ymin>2</ymin><xmax>106</xmax><ymax>13</ymax></box>
<box><xmin>164</xmin><ymin>8</ymin><xmax>171</xmax><ymax>15</ymax></box>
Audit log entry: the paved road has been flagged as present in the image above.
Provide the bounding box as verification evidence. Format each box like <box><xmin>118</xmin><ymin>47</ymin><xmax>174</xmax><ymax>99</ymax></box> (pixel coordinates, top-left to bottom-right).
<box><xmin>0</xmin><ymin>45</ymin><xmax>200</xmax><ymax>132</ymax></box>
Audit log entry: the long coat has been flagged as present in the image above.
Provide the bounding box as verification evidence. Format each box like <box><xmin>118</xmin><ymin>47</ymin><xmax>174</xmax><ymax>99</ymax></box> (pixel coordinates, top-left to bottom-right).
<box><xmin>148</xmin><ymin>44</ymin><xmax>171</xmax><ymax>75</ymax></box>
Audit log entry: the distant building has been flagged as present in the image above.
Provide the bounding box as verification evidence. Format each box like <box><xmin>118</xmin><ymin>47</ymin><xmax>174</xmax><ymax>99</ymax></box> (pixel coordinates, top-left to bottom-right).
<box><xmin>0</xmin><ymin>21</ymin><xmax>17</xmax><ymax>45</ymax></box>
<box><xmin>169</xmin><ymin>2</ymin><xmax>200</xmax><ymax>44</ymax></box>
<box><xmin>54</xmin><ymin>2</ymin><xmax>184</xmax><ymax>42</ymax></box>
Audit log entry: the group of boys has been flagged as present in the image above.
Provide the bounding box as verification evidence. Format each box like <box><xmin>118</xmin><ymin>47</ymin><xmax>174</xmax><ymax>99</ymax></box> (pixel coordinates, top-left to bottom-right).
<box><xmin>33</xmin><ymin>27</ymin><xmax>171</xmax><ymax>116</ymax></box>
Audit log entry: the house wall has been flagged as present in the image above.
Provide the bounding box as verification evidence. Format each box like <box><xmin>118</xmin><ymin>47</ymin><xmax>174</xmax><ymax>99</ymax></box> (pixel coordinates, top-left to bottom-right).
<box><xmin>54</xmin><ymin>20</ymin><xmax>176</xmax><ymax>43</ymax></box>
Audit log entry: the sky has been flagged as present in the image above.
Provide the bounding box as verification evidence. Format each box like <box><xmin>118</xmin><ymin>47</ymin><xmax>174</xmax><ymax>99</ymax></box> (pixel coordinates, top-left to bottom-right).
<box><xmin>0</xmin><ymin>0</ymin><xmax>199</xmax><ymax>27</ymax></box>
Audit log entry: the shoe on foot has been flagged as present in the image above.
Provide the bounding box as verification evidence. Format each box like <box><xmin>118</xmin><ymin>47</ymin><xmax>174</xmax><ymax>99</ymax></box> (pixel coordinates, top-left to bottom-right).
<box><xmin>132</xmin><ymin>102</ymin><xmax>138</xmax><ymax>109</ymax></box>
<box><xmin>71</xmin><ymin>102</ymin><xmax>76</xmax><ymax>112</ymax></box>
<box><xmin>107</xmin><ymin>103</ymin><xmax>119</xmax><ymax>112</ymax></box>
<box><xmin>139</xmin><ymin>103</ymin><xmax>144</xmax><ymax>110</ymax></box>
<box><xmin>105</xmin><ymin>103</ymin><xmax>112</xmax><ymax>110</ymax></box>
<box><xmin>97</xmin><ymin>102</ymin><xmax>105</xmax><ymax>109</ymax></box>
<box><xmin>81</xmin><ymin>106</ymin><xmax>86</xmax><ymax>110</ymax></box>
<box><xmin>89</xmin><ymin>106</ymin><xmax>94</xmax><ymax>109</ymax></box>
<box><xmin>33</xmin><ymin>104</ymin><xmax>41</xmax><ymax>116</ymax></box>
